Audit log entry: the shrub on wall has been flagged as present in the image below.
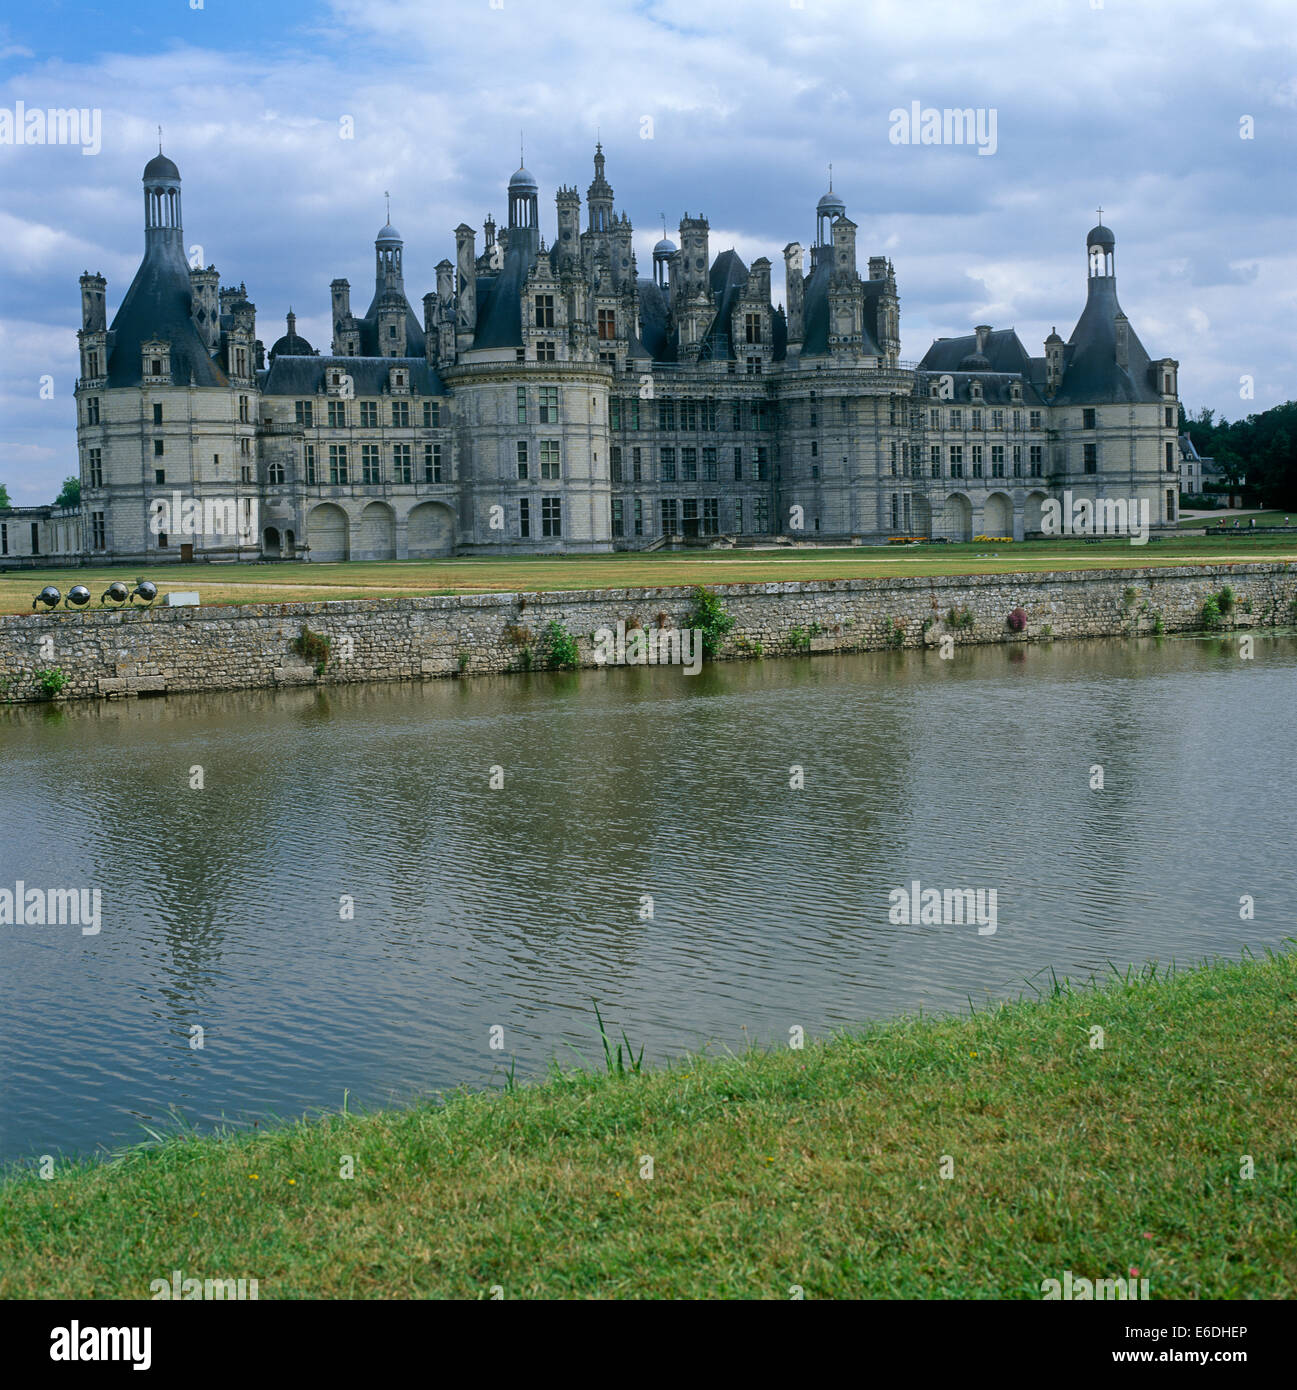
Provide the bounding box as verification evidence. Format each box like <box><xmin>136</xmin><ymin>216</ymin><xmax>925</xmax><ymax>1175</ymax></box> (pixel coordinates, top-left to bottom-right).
<box><xmin>1007</xmin><ymin>607</ymin><xmax>1028</xmax><ymax>632</ymax></box>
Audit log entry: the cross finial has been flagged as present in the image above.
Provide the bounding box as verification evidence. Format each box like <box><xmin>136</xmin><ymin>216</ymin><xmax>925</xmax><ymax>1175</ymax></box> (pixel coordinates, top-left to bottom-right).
<box><xmin>520</xmin><ymin>130</ymin><xmax>525</xmax><ymax>168</ymax></box>
<box><xmin>157</xmin><ymin>125</ymin><xmax>162</xmax><ymax>154</ymax></box>
<box><xmin>384</xmin><ymin>190</ymin><xmax>390</xmax><ymax>222</ymax></box>
<box><xmin>1097</xmin><ymin>205</ymin><xmax>1103</xmax><ymax>223</ymax></box>
<box><xmin>828</xmin><ymin>161</ymin><xmax>833</xmax><ymax>191</ymax></box>
<box><xmin>661</xmin><ymin>211</ymin><xmax>667</xmax><ymax>238</ymax></box>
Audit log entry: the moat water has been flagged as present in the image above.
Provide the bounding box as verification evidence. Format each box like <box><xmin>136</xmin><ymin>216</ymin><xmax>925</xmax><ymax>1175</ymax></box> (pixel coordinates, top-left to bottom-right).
<box><xmin>2</xmin><ymin>633</ymin><xmax>1294</xmax><ymax>1164</ymax></box>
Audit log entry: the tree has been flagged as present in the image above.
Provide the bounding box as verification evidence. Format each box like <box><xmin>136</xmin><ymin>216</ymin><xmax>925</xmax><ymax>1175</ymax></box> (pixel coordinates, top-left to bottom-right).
<box><xmin>0</xmin><ymin>482</ymin><xmax>10</xmax><ymax>509</ymax></box>
<box><xmin>54</xmin><ymin>475</ymin><xmax>80</xmax><ymax>509</ymax></box>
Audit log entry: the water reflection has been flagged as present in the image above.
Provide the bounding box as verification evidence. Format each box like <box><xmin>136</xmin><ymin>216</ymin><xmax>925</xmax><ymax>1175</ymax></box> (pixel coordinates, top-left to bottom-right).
<box><xmin>1</xmin><ymin>633</ymin><xmax>1293</xmax><ymax>1162</ymax></box>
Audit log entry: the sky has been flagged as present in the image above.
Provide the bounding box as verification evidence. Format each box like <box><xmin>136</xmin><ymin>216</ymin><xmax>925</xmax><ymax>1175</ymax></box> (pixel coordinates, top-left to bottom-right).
<box><xmin>1</xmin><ymin>0</ymin><xmax>1294</xmax><ymax>505</ymax></box>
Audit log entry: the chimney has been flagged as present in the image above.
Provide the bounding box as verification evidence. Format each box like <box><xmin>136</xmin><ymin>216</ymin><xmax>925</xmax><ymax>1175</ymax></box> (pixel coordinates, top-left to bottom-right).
<box><xmin>974</xmin><ymin>324</ymin><xmax>991</xmax><ymax>354</ymax></box>
<box><xmin>1114</xmin><ymin>312</ymin><xmax>1129</xmax><ymax>370</ymax></box>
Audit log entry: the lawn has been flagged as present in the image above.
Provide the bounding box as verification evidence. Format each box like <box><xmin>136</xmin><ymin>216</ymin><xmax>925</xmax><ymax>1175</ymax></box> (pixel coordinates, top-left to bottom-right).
<box><xmin>0</xmin><ymin>951</ymin><xmax>1293</xmax><ymax>1299</ymax></box>
<box><xmin>1179</xmin><ymin>510</ymin><xmax>1294</xmax><ymax>530</ymax></box>
<box><xmin>3</xmin><ymin>534</ymin><xmax>1296</xmax><ymax>614</ymax></box>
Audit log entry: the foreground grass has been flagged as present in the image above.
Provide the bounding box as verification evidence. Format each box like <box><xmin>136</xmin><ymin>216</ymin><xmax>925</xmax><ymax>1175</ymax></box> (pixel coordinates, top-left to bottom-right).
<box><xmin>3</xmin><ymin>534</ymin><xmax>1296</xmax><ymax>614</ymax></box>
<box><xmin>1</xmin><ymin>952</ymin><xmax>1294</xmax><ymax>1299</ymax></box>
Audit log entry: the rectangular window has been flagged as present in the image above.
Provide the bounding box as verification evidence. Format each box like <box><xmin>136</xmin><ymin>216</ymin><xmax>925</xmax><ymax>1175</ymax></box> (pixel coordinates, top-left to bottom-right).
<box><xmin>731</xmin><ymin>401</ymin><xmax>743</xmax><ymax>431</ymax></box>
<box><xmin>239</xmin><ymin>395</ymin><xmax>250</xmax><ymax>423</ymax></box>
<box><xmin>151</xmin><ymin>402</ymin><xmax>163</xmax><ymax>425</ymax></box>
<box><xmin>1029</xmin><ymin>445</ymin><xmax>1043</xmax><ymax>475</ymax></box>
<box><xmin>680</xmin><ymin>399</ymin><xmax>698</xmax><ymax>431</ymax></box>
<box><xmin>753</xmin><ymin>498</ymin><xmax>770</xmax><ymax>533</ymax></box>
<box><xmin>1165</xmin><ymin>441</ymin><xmax>1176</xmax><ymax>469</ymax></box>
<box><xmin>610</xmin><ymin>446</ymin><xmax>623</xmax><ymax>484</ymax></box>
<box><xmin>930</xmin><ymin>446</ymin><xmax>941</xmax><ymax>478</ymax></box>
<box><xmin>87</xmin><ymin>397</ymin><xmax>100</xmax><ymax>425</ymax></box>
<box><xmin>538</xmin><ymin>386</ymin><xmax>559</xmax><ymax>423</ymax></box>
<box><xmin>1165</xmin><ymin>406</ymin><xmax>1175</xmax><ymax>428</ymax></box>
<box><xmin>361</xmin><ymin>400</ymin><xmax>378</xmax><ymax>428</ymax></box>
<box><xmin>295</xmin><ymin>400</ymin><xmax>314</xmax><ymax>427</ymax></box>
<box><xmin>154</xmin><ymin>438</ymin><xmax>164</xmax><ymax>457</ymax></box>
<box><xmin>929</xmin><ymin>407</ymin><xmax>940</xmax><ymax>429</ymax></box>
<box><xmin>328</xmin><ymin>400</ymin><xmax>347</xmax><ymax>428</ymax></box>
<box><xmin>744</xmin><ymin>312</ymin><xmax>762</xmax><ymax>344</ymax></box>
<box><xmin>633</xmin><ymin>497</ymin><xmax>644</xmax><ymax>536</ymax></box>
<box><xmin>610</xmin><ymin>398</ymin><xmax>622</xmax><ymax>431</ymax></box>
<box><xmin>755</xmin><ymin>446</ymin><xmax>770</xmax><ymax>482</ymax></box>
<box><xmin>305</xmin><ymin>444</ymin><xmax>317</xmax><ymax>484</ymax></box>
<box><xmin>627</xmin><ymin>399</ymin><xmax>641</xmax><ymax>431</ymax></box>
<box><xmin>660</xmin><ymin>498</ymin><xmax>679</xmax><ymax>534</ymax></box>
<box><xmin>329</xmin><ymin>444</ymin><xmax>349</xmax><ymax>484</ymax></box>
<box><xmin>88</xmin><ymin>448</ymin><xmax>103</xmax><ymax>488</ymax></box>
<box><xmin>971</xmin><ymin>409</ymin><xmax>982</xmax><ymax>430</ymax></box>
<box><xmin>971</xmin><ymin>444</ymin><xmax>984</xmax><ymax>478</ymax></box>
<box><xmin>1030</xmin><ymin>410</ymin><xmax>1042</xmax><ymax>429</ymax></box>
<box><xmin>659</xmin><ymin>399</ymin><xmax>676</xmax><ymax>431</ymax></box>
<box><xmin>536</xmin><ymin>340</ymin><xmax>556</xmax><ymax>362</ymax></box>
<box><xmin>1166</xmin><ymin>488</ymin><xmax>1176</xmax><ymax>521</ymax></box>
<box><xmin>540</xmin><ymin>440</ymin><xmax>560</xmax><ymax>480</ymax></box>
<box><xmin>632</xmin><ymin>447</ymin><xmax>642</xmax><ymax>482</ymax></box>
<box><xmin>891</xmin><ymin>493</ymin><xmax>899</xmax><ymax>530</ymax></box>
<box><xmin>889</xmin><ymin>441</ymin><xmax>898</xmax><ymax>477</ymax></box>
<box><xmin>91</xmin><ymin>511</ymin><xmax>105</xmax><ymax>549</ymax></box>
<box><xmin>240</xmin><ymin>464</ymin><xmax>252</xmax><ymax>484</ymax></box>
<box><xmin>1084</xmin><ymin>442</ymin><xmax>1098</xmax><ymax>473</ymax></box>
<box><xmin>950</xmin><ymin>445</ymin><xmax>964</xmax><ymax>478</ymax></box>
<box><xmin>87</xmin><ymin>352</ymin><xmax>100</xmax><ymax>377</ymax></box>
<box><xmin>394</xmin><ymin>443</ymin><xmax>412</xmax><ymax>484</ymax></box>
<box><xmin>991</xmin><ymin>445</ymin><xmax>1005</xmax><ymax>477</ymax></box>
<box><xmin>702</xmin><ymin>446</ymin><xmax>717</xmax><ymax>481</ymax></box>
<box><xmin>682</xmin><ymin>499</ymin><xmax>699</xmax><ymax>533</ymax></box>
<box><xmin>535</xmin><ymin>295</ymin><xmax>555</xmax><ymax>329</ymax></box>
<box><xmin>519</xmin><ymin>497</ymin><xmax>530</xmax><ymax>538</ymax></box>
<box><xmin>1012</xmin><ymin>445</ymin><xmax>1023</xmax><ymax>478</ymax></box>
<box><xmin>746</xmin><ymin>356</ymin><xmax>762</xmax><ymax>375</ymax></box>
<box><xmin>541</xmin><ymin>496</ymin><xmax>562</xmax><ymax>537</ymax></box>
<box><xmin>660</xmin><ymin>447</ymin><xmax>677</xmax><ymax>482</ymax></box>
<box><xmin>734</xmin><ymin>498</ymin><xmax>744</xmax><ymax>533</ymax></box>
<box><xmin>950</xmin><ymin>408</ymin><xmax>962</xmax><ymax>428</ymax></box>
<box><xmin>611</xmin><ymin>498</ymin><xmax>624</xmax><ymax>537</ymax></box>
<box><xmin>516</xmin><ymin>441</ymin><xmax>528</xmax><ymax>480</ymax></box>
<box><xmin>362</xmin><ymin>443</ymin><xmax>381</xmax><ymax>484</ymax></box>
<box><xmin>597</xmin><ymin>308</ymin><xmax>615</xmax><ymax>340</ymax></box>
<box><xmin>681</xmin><ymin>447</ymin><xmax>697</xmax><ymax>483</ymax></box>
<box><xmin>1082</xmin><ymin>408</ymin><xmax>1097</xmax><ymax>429</ymax></box>
<box><xmin>392</xmin><ymin>400</ymin><xmax>410</xmax><ymax>428</ymax></box>
<box><xmin>425</xmin><ymin>443</ymin><xmax>443</xmax><ymax>483</ymax></box>
<box><xmin>516</xmin><ymin>387</ymin><xmax>527</xmax><ymax>424</ymax></box>
<box><xmin>991</xmin><ymin>410</ymin><xmax>1004</xmax><ymax>429</ymax></box>
<box><xmin>154</xmin><ymin>468</ymin><xmax>165</xmax><ymax>485</ymax></box>
<box><xmin>1013</xmin><ymin>410</ymin><xmax>1023</xmax><ymax>430</ymax></box>
<box><xmin>423</xmin><ymin>400</ymin><xmax>441</xmax><ymax>428</ymax></box>
<box><xmin>733</xmin><ymin>448</ymin><xmax>742</xmax><ymax>481</ymax></box>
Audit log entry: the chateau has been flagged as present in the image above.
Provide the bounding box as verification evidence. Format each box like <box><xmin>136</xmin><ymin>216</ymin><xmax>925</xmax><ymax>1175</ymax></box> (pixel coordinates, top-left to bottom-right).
<box><xmin>58</xmin><ymin>146</ymin><xmax>1182</xmax><ymax>564</ymax></box>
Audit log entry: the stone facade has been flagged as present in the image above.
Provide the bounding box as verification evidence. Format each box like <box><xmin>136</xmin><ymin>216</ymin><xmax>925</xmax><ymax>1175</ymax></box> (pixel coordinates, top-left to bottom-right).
<box><xmin>3</xmin><ymin>563</ymin><xmax>1291</xmax><ymax>704</ymax></box>
<box><xmin>66</xmin><ymin>148</ymin><xmax>1183</xmax><ymax>566</ymax></box>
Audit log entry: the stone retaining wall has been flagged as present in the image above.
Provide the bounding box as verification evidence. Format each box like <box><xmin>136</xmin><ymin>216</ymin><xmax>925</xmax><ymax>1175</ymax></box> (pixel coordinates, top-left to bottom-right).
<box><xmin>2</xmin><ymin>562</ymin><xmax>1293</xmax><ymax>703</ymax></box>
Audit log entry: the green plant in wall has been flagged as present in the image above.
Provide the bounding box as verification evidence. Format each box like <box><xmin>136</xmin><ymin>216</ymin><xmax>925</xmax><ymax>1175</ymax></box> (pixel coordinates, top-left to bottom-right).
<box><xmin>883</xmin><ymin>616</ymin><xmax>905</xmax><ymax>648</ymax></box>
<box><xmin>946</xmin><ymin>605</ymin><xmax>975</xmax><ymax>630</ymax></box>
<box><xmin>35</xmin><ymin>667</ymin><xmax>67</xmax><ymax>698</ymax></box>
<box><xmin>1151</xmin><ymin>612</ymin><xmax>1165</xmax><ymax>636</ymax></box>
<box><xmin>787</xmin><ymin>625</ymin><xmax>812</xmax><ymax>653</ymax></box>
<box><xmin>502</xmin><ymin>623</ymin><xmax>533</xmax><ymax>647</ymax></box>
<box><xmin>733</xmin><ymin>634</ymin><xmax>764</xmax><ymax>658</ymax></box>
<box><xmin>1123</xmin><ymin>586</ymin><xmax>1138</xmax><ymax>610</ymax></box>
<box><xmin>291</xmin><ymin>624</ymin><xmax>332</xmax><ymax>676</ymax></box>
<box><xmin>457</xmin><ymin>651</ymin><xmax>470</xmax><ymax>673</ymax></box>
<box><xmin>540</xmin><ymin>619</ymin><xmax>579</xmax><ymax>670</ymax></box>
<box><xmin>685</xmin><ymin>585</ymin><xmax>736</xmax><ymax>659</ymax></box>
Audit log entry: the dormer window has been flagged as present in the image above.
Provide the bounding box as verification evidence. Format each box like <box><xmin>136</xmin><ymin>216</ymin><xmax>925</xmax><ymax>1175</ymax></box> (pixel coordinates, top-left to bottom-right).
<box><xmin>151</xmin><ymin>359</ymin><xmax>163</xmax><ymax>375</ymax></box>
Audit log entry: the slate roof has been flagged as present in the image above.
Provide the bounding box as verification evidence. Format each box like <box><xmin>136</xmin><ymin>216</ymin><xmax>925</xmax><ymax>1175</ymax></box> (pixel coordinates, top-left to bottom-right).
<box><xmin>357</xmin><ymin>286</ymin><xmax>427</xmax><ymax>356</ymax></box>
<box><xmin>919</xmin><ymin>327</ymin><xmax>1035</xmax><ymax>376</ymax></box>
<box><xmin>636</xmin><ymin>279</ymin><xmax>674</xmax><ymax>362</ymax></box>
<box><xmin>257</xmin><ymin>355</ymin><xmax>446</xmax><ymax>396</ymax></box>
<box><xmin>471</xmin><ymin>239</ymin><xmax>536</xmax><ymax>350</ymax></box>
<box><xmin>800</xmin><ymin>256</ymin><xmax>882</xmax><ymax>358</ymax></box>
<box><xmin>1051</xmin><ymin>277</ymin><xmax>1160</xmax><ymax>405</ymax></box>
<box><xmin>105</xmin><ymin>234</ymin><xmax>228</xmax><ymax>389</ymax></box>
